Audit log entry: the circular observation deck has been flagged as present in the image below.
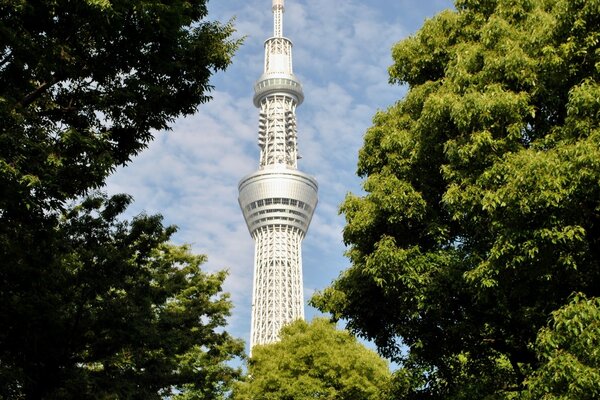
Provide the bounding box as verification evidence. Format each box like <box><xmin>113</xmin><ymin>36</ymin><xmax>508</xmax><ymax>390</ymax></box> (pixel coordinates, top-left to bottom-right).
<box><xmin>238</xmin><ymin>167</ymin><xmax>318</xmax><ymax>235</ymax></box>
<box><xmin>253</xmin><ymin>75</ymin><xmax>304</xmax><ymax>107</ymax></box>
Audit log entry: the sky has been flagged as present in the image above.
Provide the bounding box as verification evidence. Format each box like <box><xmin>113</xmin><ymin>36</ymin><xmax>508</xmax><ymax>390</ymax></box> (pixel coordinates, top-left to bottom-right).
<box><xmin>106</xmin><ymin>0</ymin><xmax>455</xmax><ymax>353</ymax></box>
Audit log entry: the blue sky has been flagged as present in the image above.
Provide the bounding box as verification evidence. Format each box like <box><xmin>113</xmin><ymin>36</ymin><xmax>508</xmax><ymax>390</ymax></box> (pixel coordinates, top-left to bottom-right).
<box><xmin>106</xmin><ymin>0</ymin><xmax>454</xmax><ymax>353</ymax></box>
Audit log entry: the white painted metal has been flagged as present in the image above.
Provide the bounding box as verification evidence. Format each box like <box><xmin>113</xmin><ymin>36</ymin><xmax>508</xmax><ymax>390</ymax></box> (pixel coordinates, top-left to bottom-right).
<box><xmin>239</xmin><ymin>0</ymin><xmax>318</xmax><ymax>351</ymax></box>
<box><xmin>272</xmin><ymin>0</ymin><xmax>284</xmax><ymax>37</ymax></box>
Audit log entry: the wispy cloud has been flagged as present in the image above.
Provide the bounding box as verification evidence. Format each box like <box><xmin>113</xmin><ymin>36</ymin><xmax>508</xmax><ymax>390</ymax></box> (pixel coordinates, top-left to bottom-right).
<box><xmin>106</xmin><ymin>0</ymin><xmax>454</xmax><ymax>351</ymax></box>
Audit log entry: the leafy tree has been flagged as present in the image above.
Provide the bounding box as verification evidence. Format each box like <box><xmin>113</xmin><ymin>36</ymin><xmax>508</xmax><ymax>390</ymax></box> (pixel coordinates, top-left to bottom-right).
<box><xmin>0</xmin><ymin>0</ymin><xmax>243</xmax><ymax>398</ymax></box>
<box><xmin>312</xmin><ymin>0</ymin><xmax>600</xmax><ymax>398</ymax></box>
<box><xmin>524</xmin><ymin>294</ymin><xmax>600</xmax><ymax>400</ymax></box>
<box><xmin>0</xmin><ymin>0</ymin><xmax>238</xmax><ymax>214</ymax></box>
<box><xmin>232</xmin><ymin>318</ymin><xmax>390</xmax><ymax>400</ymax></box>
<box><xmin>1</xmin><ymin>194</ymin><xmax>245</xmax><ymax>399</ymax></box>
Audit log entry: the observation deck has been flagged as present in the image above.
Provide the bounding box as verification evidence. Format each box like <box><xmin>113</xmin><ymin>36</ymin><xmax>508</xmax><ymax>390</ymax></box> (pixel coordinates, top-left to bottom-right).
<box><xmin>253</xmin><ymin>74</ymin><xmax>304</xmax><ymax>107</ymax></box>
<box><xmin>239</xmin><ymin>166</ymin><xmax>318</xmax><ymax>236</ymax></box>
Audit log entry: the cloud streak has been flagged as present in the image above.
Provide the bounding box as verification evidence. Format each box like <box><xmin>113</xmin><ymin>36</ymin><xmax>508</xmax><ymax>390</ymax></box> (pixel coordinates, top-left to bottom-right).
<box><xmin>106</xmin><ymin>0</ymin><xmax>454</xmax><ymax>352</ymax></box>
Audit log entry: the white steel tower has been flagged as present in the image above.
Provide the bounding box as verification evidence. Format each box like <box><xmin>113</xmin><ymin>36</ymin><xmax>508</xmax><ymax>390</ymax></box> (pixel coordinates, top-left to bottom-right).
<box><xmin>238</xmin><ymin>0</ymin><xmax>318</xmax><ymax>350</ymax></box>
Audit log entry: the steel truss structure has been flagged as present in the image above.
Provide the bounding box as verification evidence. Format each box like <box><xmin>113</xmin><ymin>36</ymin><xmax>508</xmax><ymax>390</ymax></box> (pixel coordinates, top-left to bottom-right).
<box><xmin>238</xmin><ymin>0</ymin><xmax>318</xmax><ymax>351</ymax></box>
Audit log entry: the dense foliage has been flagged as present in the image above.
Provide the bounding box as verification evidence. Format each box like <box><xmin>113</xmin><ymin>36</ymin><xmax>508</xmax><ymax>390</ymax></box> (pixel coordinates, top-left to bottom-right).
<box><xmin>525</xmin><ymin>294</ymin><xmax>600</xmax><ymax>399</ymax></box>
<box><xmin>0</xmin><ymin>1</ymin><xmax>242</xmax><ymax>398</ymax></box>
<box><xmin>1</xmin><ymin>194</ymin><xmax>245</xmax><ymax>399</ymax></box>
<box><xmin>312</xmin><ymin>0</ymin><xmax>600</xmax><ymax>398</ymax></box>
<box><xmin>1</xmin><ymin>0</ymin><xmax>237</xmax><ymax>212</ymax></box>
<box><xmin>233</xmin><ymin>319</ymin><xmax>391</xmax><ymax>400</ymax></box>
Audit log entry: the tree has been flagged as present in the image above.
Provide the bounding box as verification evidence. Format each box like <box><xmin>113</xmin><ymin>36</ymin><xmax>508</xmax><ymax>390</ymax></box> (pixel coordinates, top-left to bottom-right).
<box><xmin>1</xmin><ymin>194</ymin><xmax>245</xmax><ymax>399</ymax></box>
<box><xmin>0</xmin><ymin>1</ymin><xmax>243</xmax><ymax>397</ymax></box>
<box><xmin>311</xmin><ymin>0</ymin><xmax>600</xmax><ymax>398</ymax></box>
<box><xmin>232</xmin><ymin>318</ymin><xmax>390</xmax><ymax>400</ymax></box>
<box><xmin>0</xmin><ymin>0</ymin><xmax>238</xmax><ymax>214</ymax></box>
<box><xmin>524</xmin><ymin>294</ymin><xmax>600</xmax><ymax>400</ymax></box>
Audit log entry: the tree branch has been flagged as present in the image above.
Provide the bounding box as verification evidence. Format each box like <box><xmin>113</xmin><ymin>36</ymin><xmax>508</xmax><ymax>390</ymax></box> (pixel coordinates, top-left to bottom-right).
<box><xmin>17</xmin><ymin>75</ymin><xmax>62</xmax><ymax>108</ymax></box>
<box><xmin>507</xmin><ymin>354</ymin><xmax>525</xmax><ymax>390</ymax></box>
<box><xmin>482</xmin><ymin>337</ymin><xmax>529</xmax><ymax>389</ymax></box>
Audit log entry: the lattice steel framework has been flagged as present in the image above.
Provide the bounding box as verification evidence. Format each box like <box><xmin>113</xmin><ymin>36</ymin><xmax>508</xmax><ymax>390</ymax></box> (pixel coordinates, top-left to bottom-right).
<box><xmin>238</xmin><ymin>0</ymin><xmax>318</xmax><ymax>351</ymax></box>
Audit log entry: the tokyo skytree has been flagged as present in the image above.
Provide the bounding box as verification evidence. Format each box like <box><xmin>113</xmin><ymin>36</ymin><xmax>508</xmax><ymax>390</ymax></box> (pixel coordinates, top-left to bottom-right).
<box><xmin>238</xmin><ymin>0</ymin><xmax>318</xmax><ymax>350</ymax></box>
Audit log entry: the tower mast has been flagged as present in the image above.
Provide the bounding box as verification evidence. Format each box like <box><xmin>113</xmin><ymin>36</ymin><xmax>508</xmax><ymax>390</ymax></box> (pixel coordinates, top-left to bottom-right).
<box><xmin>273</xmin><ymin>0</ymin><xmax>283</xmax><ymax>37</ymax></box>
<box><xmin>239</xmin><ymin>0</ymin><xmax>318</xmax><ymax>351</ymax></box>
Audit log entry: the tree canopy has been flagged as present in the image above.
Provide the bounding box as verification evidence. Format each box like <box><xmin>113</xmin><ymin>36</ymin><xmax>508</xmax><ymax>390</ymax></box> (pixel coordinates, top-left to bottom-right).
<box><xmin>1</xmin><ymin>194</ymin><xmax>245</xmax><ymax>399</ymax></box>
<box><xmin>312</xmin><ymin>0</ymin><xmax>600</xmax><ymax>398</ymax></box>
<box><xmin>0</xmin><ymin>1</ymin><xmax>243</xmax><ymax>398</ymax></box>
<box><xmin>524</xmin><ymin>294</ymin><xmax>600</xmax><ymax>399</ymax></box>
<box><xmin>232</xmin><ymin>318</ymin><xmax>391</xmax><ymax>400</ymax></box>
<box><xmin>1</xmin><ymin>0</ymin><xmax>238</xmax><ymax>215</ymax></box>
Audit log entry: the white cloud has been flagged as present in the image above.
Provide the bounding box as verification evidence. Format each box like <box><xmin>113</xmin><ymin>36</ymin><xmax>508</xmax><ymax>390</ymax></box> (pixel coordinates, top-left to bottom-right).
<box><xmin>106</xmin><ymin>0</ymin><xmax>454</xmax><ymax>351</ymax></box>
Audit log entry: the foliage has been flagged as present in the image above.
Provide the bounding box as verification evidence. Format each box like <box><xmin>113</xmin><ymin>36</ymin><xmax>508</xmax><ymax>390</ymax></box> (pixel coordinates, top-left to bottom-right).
<box><xmin>0</xmin><ymin>194</ymin><xmax>245</xmax><ymax>399</ymax></box>
<box><xmin>0</xmin><ymin>1</ymin><xmax>243</xmax><ymax>397</ymax></box>
<box><xmin>311</xmin><ymin>0</ymin><xmax>600</xmax><ymax>398</ymax></box>
<box><xmin>232</xmin><ymin>318</ymin><xmax>390</xmax><ymax>400</ymax></box>
<box><xmin>524</xmin><ymin>294</ymin><xmax>600</xmax><ymax>399</ymax></box>
<box><xmin>0</xmin><ymin>0</ymin><xmax>238</xmax><ymax>215</ymax></box>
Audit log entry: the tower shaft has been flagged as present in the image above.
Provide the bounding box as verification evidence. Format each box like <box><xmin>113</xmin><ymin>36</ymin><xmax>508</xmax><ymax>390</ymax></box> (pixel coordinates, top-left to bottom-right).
<box><xmin>258</xmin><ymin>95</ymin><xmax>298</xmax><ymax>168</ymax></box>
<box><xmin>239</xmin><ymin>0</ymin><xmax>317</xmax><ymax>351</ymax></box>
<box><xmin>251</xmin><ymin>226</ymin><xmax>304</xmax><ymax>344</ymax></box>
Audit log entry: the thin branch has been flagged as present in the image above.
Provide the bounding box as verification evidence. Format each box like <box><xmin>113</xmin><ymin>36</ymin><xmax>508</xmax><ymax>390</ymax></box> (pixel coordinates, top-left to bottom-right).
<box><xmin>17</xmin><ymin>75</ymin><xmax>62</xmax><ymax>108</ymax></box>
<box><xmin>507</xmin><ymin>354</ymin><xmax>525</xmax><ymax>390</ymax></box>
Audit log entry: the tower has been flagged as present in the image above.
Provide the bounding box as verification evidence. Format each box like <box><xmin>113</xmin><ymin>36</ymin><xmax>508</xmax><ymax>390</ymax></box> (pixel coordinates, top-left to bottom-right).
<box><xmin>238</xmin><ymin>0</ymin><xmax>318</xmax><ymax>350</ymax></box>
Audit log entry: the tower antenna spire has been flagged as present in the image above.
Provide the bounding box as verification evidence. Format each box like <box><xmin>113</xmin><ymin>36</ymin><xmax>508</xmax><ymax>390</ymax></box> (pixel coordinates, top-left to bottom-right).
<box><xmin>273</xmin><ymin>0</ymin><xmax>284</xmax><ymax>37</ymax></box>
<box><xmin>239</xmin><ymin>0</ymin><xmax>318</xmax><ymax>353</ymax></box>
